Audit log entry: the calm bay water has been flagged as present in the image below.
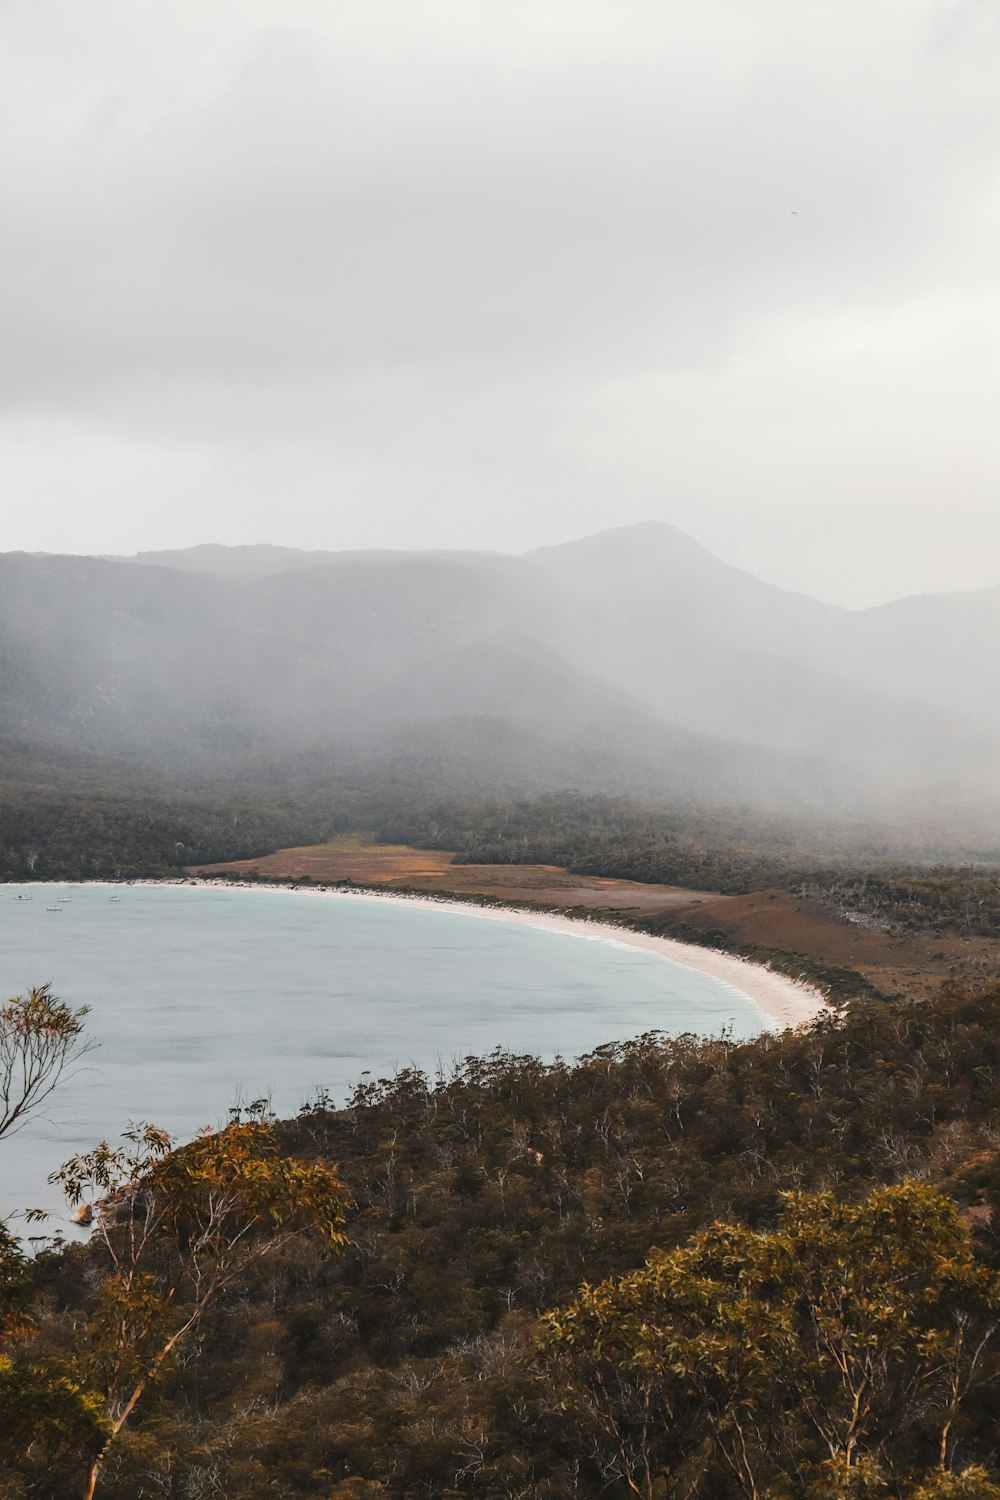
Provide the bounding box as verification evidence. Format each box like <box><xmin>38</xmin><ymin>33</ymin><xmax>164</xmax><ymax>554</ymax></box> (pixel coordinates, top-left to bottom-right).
<box><xmin>1</xmin><ymin>883</ymin><xmax>767</xmax><ymax>1228</ymax></box>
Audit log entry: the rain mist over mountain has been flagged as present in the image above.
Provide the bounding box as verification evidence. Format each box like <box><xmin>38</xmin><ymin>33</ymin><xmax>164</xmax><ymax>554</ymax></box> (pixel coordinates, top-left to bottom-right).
<box><xmin>3</xmin><ymin>523</ymin><xmax>999</xmax><ymax>823</ymax></box>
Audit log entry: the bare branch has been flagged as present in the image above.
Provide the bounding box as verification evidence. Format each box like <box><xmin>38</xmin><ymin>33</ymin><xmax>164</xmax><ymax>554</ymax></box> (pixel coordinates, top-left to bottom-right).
<box><xmin>0</xmin><ymin>985</ymin><xmax>92</xmax><ymax>1141</ymax></box>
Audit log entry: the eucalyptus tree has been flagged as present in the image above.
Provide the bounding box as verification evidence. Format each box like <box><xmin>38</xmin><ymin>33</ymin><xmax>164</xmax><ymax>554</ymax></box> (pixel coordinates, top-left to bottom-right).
<box><xmin>0</xmin><ymin>983</ymin><xmax>91</xmax><ymax>1141</ymax></box>
<box><xmin>541</xmin><ymin>1183</ymin><xmax>1000</xmax><ymax>1499</ymax></box>
<box><xmin>53</xmin><ymin>1112</ymin><xmax>347</xmax><ymax>1500</ymax></box>
<box><xmin>0</xmin><ymin>986</ymin><xmax>102</xmax><ymax>1474</ymax></box>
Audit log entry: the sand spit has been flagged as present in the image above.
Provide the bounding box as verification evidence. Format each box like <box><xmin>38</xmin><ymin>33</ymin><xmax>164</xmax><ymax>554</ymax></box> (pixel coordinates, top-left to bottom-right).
<box><xmin>62</xmin><ymin>877</ymin><xmax>826</xmax><ymax>1032</ymax></box>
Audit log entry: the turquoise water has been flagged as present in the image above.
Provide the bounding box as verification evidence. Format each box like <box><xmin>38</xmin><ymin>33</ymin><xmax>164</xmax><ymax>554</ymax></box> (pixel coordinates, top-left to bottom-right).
<box><xmin>1</xmin><ymin>883</ymin><xmax>767</xmax><ymax>1228</ymax></box>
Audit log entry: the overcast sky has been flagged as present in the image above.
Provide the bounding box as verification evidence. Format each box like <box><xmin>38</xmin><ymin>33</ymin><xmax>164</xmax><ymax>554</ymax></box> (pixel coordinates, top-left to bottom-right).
<box><xmin>1</xmin><ymin>0</ymin><xmax>998</xmax><ymax>606</ymax></box>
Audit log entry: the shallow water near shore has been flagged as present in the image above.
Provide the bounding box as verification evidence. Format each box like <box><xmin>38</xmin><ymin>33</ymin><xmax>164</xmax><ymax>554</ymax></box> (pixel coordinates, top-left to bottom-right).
<box><xmin>1</xmin><ymin>882</ymin><xmax>769</xmax><ymax>1227</ymax></box>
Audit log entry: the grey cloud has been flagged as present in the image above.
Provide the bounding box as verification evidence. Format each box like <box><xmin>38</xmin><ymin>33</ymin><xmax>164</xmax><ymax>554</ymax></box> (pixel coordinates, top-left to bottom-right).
<box><xmin>3</xmin><ymin>5</ymin><xmax>994</xmax><ymax>398</ymax></box>
<box><xmin>0</xmin><ymin>0</ymin><xmax>998</xmax><ymax>600</ymax></box>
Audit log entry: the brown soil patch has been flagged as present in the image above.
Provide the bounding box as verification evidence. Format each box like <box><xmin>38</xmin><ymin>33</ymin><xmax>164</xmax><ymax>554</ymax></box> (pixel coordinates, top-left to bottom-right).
<box><xmin>191</xmin><ymin>843</ymin><xmax>712</xmax><ymax>917</ymax></box>
<box><xmin>192</xmin><ymin>842</ymin><xmax>458</xmax><ymax>884</ymax></box>
<box><xmin>392</xmin><ymin>863</ymin><xmax>713</xmax><ymax>916</ymax></box>
<box><xmin>674</xmin><ymin>890</ymin><xmax>999</xmax><ymax>998</ymax></box>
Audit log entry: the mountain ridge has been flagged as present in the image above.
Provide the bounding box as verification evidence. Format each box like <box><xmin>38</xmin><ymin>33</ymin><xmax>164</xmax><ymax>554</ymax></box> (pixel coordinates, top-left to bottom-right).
<box><xmin>3</xmin><ymin>525</ymin><xmax>997</xmax><ymax>819</ymax></box>
<box><xmin>105</xmin><ymin>521</ymin><xmax>1000</xmax><ymax>614</ymax></box>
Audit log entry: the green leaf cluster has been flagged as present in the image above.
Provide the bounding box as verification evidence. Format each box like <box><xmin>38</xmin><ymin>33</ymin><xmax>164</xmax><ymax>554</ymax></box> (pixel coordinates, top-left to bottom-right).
<box><xmin>543</xmin><ymin>1184</ymin><xmax>1000</xmax><ymax>1497</ymax></box>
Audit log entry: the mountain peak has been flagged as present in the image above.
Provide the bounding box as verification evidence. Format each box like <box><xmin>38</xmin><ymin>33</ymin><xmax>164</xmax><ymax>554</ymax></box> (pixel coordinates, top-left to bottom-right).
<box><xmin>527</xmin><ymin>519</ymin><xmax>714</xmax><ymax>563</ymax></box>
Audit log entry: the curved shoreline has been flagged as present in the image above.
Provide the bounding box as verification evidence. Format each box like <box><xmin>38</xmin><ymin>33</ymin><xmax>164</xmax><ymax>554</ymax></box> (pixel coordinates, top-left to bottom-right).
<box><xmin>277</xmin><ymin>883</ymin><xmax>827</xmax><ymax>1031</ymax></box>
<box><xmin>36</xmin><ymin>877</ymin><xmax>828</xmax><ymax>1032</ymax></box>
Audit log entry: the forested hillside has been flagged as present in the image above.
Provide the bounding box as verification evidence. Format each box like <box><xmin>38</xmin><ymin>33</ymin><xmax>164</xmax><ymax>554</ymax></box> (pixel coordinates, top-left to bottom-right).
<box><xmin>4</xmin><ymin>525</ymin><xmax>1000</xmax><ymax>821</ymax></box>
<box><xmin>385</xmin><ymin>792</ymin><xmax>1000</xmax><ymax>933</ymax></box>
<box><xmin>0</xmin><ymin>786</ymin><xmax>338</xmax><ymax>881</ymax></box>
<box><xmin>7</xmin><ymin>981</ymin><xmax>1000</xmax><ymax>1496</ymax></box>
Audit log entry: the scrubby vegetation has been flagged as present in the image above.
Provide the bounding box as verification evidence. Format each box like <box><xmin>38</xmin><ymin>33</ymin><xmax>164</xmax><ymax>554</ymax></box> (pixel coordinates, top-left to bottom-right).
<box><xmin>0</xmin><ymin>789</ymin><xmax>339</xmax><ymax>882</ymax></box>
<box><xmin>386</xmin><ymin>791</ymin><xmax>1000</xmax><ymax>938</ymax></box>
<box><xmin>8</xmin><ymin>980</ymin><xmax>1000</xmax><ymax>1494</ymax></box>
<box><xmin>800</xmin><ymin>870</ymin><xmax>1000</xmax><ymax>939</ymax></box>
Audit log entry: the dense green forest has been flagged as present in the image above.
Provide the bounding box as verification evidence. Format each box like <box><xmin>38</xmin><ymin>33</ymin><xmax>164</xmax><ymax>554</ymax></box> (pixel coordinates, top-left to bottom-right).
<box><xmin>386</xmin><ymin>793</ymin><xmax>1000</xmax><ymax>938</ymax></box>
<box><xmin>384</xmin><ymin>789</ymin><xmax>1000</xmax><ymax>873</ymax></box>
<box><xmin>5</xmin><ymin>786</ymin><xmax>1000</xmax><ymax>947</ymax></box>
<box><xmin>8</xmin><ymin>979</ymin><xmax>1000</xmax><ymax>1495</ymax></box>
<box><xmin>0</xmin><ymin>788</ymin><xmax>341</xmax><ymax>881</ymax></box>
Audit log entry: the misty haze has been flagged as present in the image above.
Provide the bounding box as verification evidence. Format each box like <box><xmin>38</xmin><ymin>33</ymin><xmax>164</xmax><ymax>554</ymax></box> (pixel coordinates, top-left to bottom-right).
<box><xmin>2</xmin><ymin>4</ymin><xmax>1000</xmax><ymax>1499</ymax></box>
<box><xmin>3</xmin><ymin>523</ymin><xmax>1000</xmax><ymax>826</ymax></box>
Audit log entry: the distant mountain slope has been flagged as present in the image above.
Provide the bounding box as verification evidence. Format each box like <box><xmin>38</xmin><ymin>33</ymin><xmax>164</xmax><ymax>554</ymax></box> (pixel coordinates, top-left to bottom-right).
<box><xmin>108</xmin><ymin>542</ymin><xmax>342</xmax><ymax>582</ymax></box>
<box><xmin>0</xmin><ymin>552</ymin><xmax>858</xmax><ymax>812</ymax></box>
<box><xmin>121</xmin><ymin>522</ymin><xmax>1000</xmax><ymax>733</ymax></box>
<box><xmin>4</xmin><ymin>526</ymin><xmax>998</xmax><ymax>817</ymax></box>
<box><xmin>117</xmin><ymin>542</ymin><xmax>505</xmax><ymax>584</ymax></box>
<box><xmin>839</xmin><ymin>584</ymin><xmax>1000</xmax><ymax>729</ymax></box>
<box><xmin>522</xmin><ymin>523</ymin><xmax>1000</xmax><ymax>779</ymax></box>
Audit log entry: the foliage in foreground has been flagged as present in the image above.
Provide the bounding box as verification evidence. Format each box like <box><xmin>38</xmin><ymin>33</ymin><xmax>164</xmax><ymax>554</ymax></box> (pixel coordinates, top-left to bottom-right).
<box><xmin>2</xmin><ymin>1115</ymin><xmax>346</xmax><ymax>1498</ymax></box>
<box><xmin>7</xmin><ymin>983</ymin><xmax>1000</xmax><ymax>1494</ymax></box>
<box><xmin>0</xmin><ymin>985</ymin><xmax>91</xmax><ymax>1142</ymax></box>
<box><xmin>543</xmin><ymin>1183</ymin><xmax>1000</xmax><ymax>1497</ymax></box>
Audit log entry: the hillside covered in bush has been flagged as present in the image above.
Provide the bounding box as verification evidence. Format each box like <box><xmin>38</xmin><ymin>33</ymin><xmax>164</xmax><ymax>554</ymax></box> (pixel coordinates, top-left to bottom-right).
<box><xmin>7</xmin><ymin>980</ymin><xmax>1000</xmax><ymax>1496</ymax></box>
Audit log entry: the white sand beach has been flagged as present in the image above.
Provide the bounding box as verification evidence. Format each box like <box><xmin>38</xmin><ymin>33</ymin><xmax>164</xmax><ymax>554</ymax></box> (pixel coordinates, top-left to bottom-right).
<box><xmin>160</xmin><ymin>878</ymin><xmax>829</xmax><ymax>1031</ymax></box>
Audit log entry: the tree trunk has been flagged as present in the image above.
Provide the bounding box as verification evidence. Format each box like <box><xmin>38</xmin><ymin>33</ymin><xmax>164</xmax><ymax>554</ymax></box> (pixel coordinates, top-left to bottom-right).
<box><xmin>83</xmin><ymin>1455</ymin><xmax>101</xmax><ymax>1500</ymax></box>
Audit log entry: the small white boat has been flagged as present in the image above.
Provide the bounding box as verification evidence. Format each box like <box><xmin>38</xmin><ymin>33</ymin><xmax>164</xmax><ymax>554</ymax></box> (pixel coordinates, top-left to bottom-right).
<box><xmin>16</xmin><ymin>893</ymin><xmax>31</xmax><ymax>901</ymax></box>
<box><xmin>46</xmin><ymin>906</ymin><xmax>63</xmax><ymax>913</ymax></box>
